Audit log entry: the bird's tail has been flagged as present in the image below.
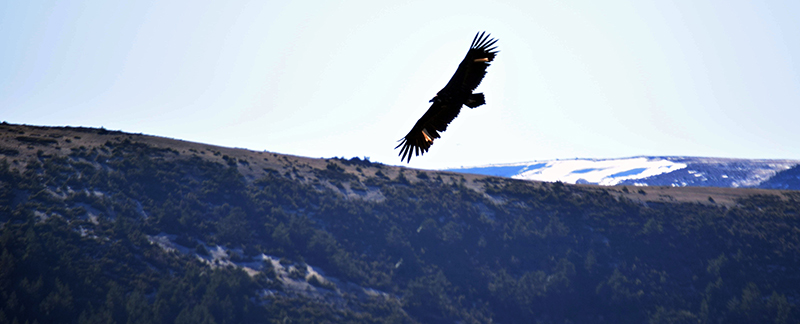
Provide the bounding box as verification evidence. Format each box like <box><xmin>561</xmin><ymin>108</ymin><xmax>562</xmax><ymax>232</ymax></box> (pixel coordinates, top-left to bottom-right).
<box><xmin>466</xmin><ymin>93</ymin><xmax>485</xmax><ymax>108</ymax></box>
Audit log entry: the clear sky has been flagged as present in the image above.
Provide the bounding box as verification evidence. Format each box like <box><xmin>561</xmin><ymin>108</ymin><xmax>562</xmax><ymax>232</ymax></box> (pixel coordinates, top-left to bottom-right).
<box><xmin>2</xmin><ymin>1</ymin><xmax>799</xmax><ymax>169</ymax></box>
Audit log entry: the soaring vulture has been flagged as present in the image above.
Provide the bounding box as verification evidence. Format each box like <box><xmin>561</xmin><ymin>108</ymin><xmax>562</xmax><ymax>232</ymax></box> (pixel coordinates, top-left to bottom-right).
<box><xmin>396</xmin><ymin>31</ymin><xmax>499</xmax><ymax>163</ymax></box>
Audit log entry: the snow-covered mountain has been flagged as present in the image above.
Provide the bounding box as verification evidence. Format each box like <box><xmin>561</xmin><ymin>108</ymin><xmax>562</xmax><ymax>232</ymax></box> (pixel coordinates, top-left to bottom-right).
<box><xmin>447</xmin><ymin>156</ymin><xmax>800</xmax><ymax>189</ymax></box>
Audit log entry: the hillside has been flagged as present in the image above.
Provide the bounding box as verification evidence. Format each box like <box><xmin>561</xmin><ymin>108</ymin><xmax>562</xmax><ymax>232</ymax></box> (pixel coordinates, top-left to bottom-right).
<box><xmin>1</xmin><ymin>123</ymin><xmax>799</xmax><ymax>323</ymax></box>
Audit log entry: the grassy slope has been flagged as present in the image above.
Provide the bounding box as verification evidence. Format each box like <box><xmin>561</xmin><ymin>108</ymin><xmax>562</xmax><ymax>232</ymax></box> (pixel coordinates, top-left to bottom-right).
<box><xmin>1</xmin><ymin>122</ymin><xmax>789</xmax><ymax>206</ymax></box>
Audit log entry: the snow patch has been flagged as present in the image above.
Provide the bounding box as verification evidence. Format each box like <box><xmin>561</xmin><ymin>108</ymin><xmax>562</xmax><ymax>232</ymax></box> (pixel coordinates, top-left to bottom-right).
<box><xmin>449</xmin><ymin>156</ymin><xmax>800</xmax><ymax>189</ymax></box>
<box><xmin>511</xmin><ymin>157</ymin><xmax>687</xmax><ymax>185</ymax></box>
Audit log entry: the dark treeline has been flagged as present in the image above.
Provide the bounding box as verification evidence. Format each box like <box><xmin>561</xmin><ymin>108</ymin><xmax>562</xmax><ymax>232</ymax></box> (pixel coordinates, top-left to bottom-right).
<box><xmin>0</xmin><ymin>138</ymin><xmax>798</xmax><ymax>323</ymax></box>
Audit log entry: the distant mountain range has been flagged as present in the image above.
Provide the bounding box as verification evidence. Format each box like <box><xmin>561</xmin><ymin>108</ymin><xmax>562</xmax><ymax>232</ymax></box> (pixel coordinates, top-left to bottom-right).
<box><xmin>448</xmin><ymin>156</ymin><xmax>800</xmax><ymax>190</ymax></box>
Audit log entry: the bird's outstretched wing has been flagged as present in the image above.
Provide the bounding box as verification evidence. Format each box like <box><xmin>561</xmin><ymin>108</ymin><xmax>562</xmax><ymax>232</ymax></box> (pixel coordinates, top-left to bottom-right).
<box><xmin>396</xmin><ymin>99</ymin><xmax>450</xmax><ymax>163</ymax></box>
<box><xmin>443</xmin><ymin>31</ymin><xmax>499</xmax><ymax>94</ymax></box>
<box><xmin>396</xmin><ymin>32</ymin><xmax>498</xmax><ymax>163</ymax></box>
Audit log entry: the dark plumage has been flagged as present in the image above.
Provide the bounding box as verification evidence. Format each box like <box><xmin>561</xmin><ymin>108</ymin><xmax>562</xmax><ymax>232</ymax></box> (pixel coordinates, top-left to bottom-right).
<box><xmin>396</xmin><ymin>31</ymin><xmax>499</xmax><ymax>163</ymax></box>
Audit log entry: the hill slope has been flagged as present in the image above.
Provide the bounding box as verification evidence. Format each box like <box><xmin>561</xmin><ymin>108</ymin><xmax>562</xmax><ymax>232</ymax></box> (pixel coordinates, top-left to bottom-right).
<box><xmin>1</xmin><ymin>123</ymin><xmax>799</xmax><ymax>323</ymax></box>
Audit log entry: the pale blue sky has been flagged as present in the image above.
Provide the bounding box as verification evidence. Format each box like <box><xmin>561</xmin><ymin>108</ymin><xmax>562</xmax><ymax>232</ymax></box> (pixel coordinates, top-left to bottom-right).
<box><xmin>2</xmin><ymin>1</ymin><xmax>798</xmax><ymax>169</ymax></box>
